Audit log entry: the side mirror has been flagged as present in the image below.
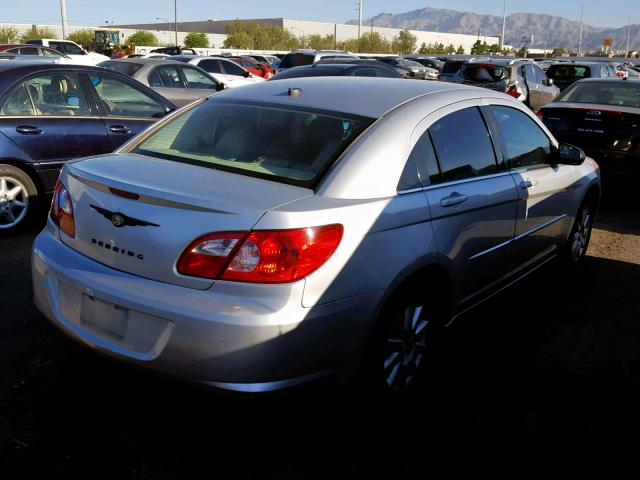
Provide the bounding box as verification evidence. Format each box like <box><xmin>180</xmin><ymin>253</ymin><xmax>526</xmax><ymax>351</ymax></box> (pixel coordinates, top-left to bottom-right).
<box><xmin>546</xmin><ymin>78</ymin><xmax>554</xmax><ymax>86</ymax></box>
<box><xmin>243</xmin><ymin>70</ymin><xmax>251</xmax><ymax>78</ymax></box>
<box><xmin>550</xmin><ymin>143</ymin><xmax>586</xmax><ymax>165</ymax></box>
<box><xmin>217</xmin><ymin>82</ymin><xmax>228</xmax><ymax>91</ymax></box>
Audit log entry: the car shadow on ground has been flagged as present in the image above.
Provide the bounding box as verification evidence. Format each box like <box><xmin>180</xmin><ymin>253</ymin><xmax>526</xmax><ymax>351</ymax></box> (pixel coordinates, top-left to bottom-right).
<box><xmin>2</xmin><ymin>249</ymin><xmax>640</xmax><ymax>476</ymax></box>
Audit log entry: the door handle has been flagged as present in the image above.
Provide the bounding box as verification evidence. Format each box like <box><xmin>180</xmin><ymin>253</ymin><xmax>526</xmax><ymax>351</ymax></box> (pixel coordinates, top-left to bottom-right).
<box><xmin>440</xmin><ymin>192</ymin><xmax>468</xmax><ymax>207</ymax></box>
<box><xmin>108</xmin><ymin>125</ymin><xmax>131</xmax><ymax>134</ymax></box>
<box><xmin>519</xmin><ymin>180</ymin><xmax>539</xmax><ymax>189</ymax></box>
<box><xmin>16</xmin><ymin>125</ymin><xmax>42</xmax><ymax>135</ymax></box>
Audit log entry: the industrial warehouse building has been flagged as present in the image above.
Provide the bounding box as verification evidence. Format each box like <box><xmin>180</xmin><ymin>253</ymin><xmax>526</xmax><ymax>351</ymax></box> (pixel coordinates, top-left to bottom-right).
<box><xmin>115</xmin><ymin>18</ymin><xmax>500</xmax><ymax>53</ymax></box>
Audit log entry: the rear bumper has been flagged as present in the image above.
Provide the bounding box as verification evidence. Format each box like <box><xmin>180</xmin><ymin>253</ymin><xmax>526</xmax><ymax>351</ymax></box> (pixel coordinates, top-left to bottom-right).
<box><xmin>32</xmin><ymin>227</ymin><xmax>383</xmax><ymax>391</ymax></box>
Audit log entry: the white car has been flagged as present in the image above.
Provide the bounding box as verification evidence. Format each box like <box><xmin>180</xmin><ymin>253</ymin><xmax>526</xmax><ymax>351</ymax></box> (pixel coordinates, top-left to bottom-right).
<box><xmin>170</xmin><ymin>55</ymin><xmax>265</xmax><ymax>88</ymax></box>
<box><xmin>25</xmin><ymin>39</ymin><xmax>109</xmax><ymax>66</ymax></box>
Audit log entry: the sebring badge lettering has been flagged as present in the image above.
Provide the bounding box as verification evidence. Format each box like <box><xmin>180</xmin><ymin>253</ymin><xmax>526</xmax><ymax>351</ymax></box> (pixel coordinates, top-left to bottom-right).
<box><xmin>91</xmin><ymin>238</ymin><xmax>144</xmax><ymax>260</ymax></box>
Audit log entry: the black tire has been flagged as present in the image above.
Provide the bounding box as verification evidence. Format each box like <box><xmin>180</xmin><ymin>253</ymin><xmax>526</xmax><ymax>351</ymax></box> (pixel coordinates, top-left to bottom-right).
<box><xmin>562</xmin><ymin>200</ymin><xmax>596</xmax><ymax>267</ymax></box>
<box><xmin>0</xmin><ymin>164</ymin><xmax>39</xmax><ymax>234</ymax></box>
<box><xmin>358</xmin><ymin>281</ymin><xmax>448</xmax><ymax>395</ymax></box>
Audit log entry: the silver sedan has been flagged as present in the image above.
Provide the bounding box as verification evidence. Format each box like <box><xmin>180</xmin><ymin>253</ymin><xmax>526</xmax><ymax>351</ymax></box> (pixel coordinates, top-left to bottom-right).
<box><xmin>98</xmin><ymin>58</ymin><xmax>226</xmax><ymax>107</ymax></box>
<box><xmin>32</xmin><ymin>77</ymin><xmax>600</xmax><ymax>394</ymax></box>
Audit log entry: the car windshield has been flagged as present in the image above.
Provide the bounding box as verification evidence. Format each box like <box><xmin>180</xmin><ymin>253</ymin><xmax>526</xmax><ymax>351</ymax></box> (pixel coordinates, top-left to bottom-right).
<box><xmin>98</xmin><ymin>61</ymin><xmax>143</xmax><ymax>76</ymax></box>
<box><xmin>133</xmin><ymin>100</ymin><xmax>374</xmax><ymax>187</ymax></box>
<box><xmin>556</xmin><ymin>82</ymin><xmax>640</xmax><ymax>107</ymax></box>
<box><xmin>399</xmin><ymin>60</ymin><xmax>423</xmax><ymax>68</ymax></box>
<box><xmin>463</xmin><ymin>65</ymin><xmax>508</xmax><ymax>82</ymax></box>
<box><xmin>547</xmin><ymin>65</ymin><xmax>591</xmax><ymax>79</ymax></box>
<box><xmin>441</xmin><ymin>61</ymin><xmax>464</xmax><ymax>74</ymax></box>
<box><xmin>279</xmin><ymin>53</ymin><xmax>314</xmax><ymax>68</ymax></box>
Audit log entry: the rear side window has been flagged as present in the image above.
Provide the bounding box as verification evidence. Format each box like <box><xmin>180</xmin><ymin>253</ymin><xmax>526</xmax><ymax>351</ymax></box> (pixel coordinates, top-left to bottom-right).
<box><xmin>463</xmin><ymin>65</ymin><xmax>508</xmax><ymax>83</ymax></box>
<box><xmin>50</xmin><ymin>41</ymin><xmax>85</xmax><ymax>56</ymax></box>
<box><xmin>429</xmin><ymin>107</ymin><xmax>498</xmax><ymax>182</ymax></box>
<box><xmin>399</xmin><ymin>131</ymin><xmax>441</xmax><ymax>190</ymax></box>
<box><xmin>441</xmin><ymin>61</ymin><xmax>463</xmax><ymax>74</ymax></box>
<box><xmin>199</xmin><ymin>59</ymin><xmax>222</xmax><ymax>73</ymax></box>
<box><xmin>88</xmin><ymin>74</ymin><xmax>165</xmax><ymax>118</ymax></box>
<box><xmin>547</xmin><ymin>65</ymin><xmax>590</xmax><ymax>79</ymax></box>
<box><xmin>133</xmin><ymin>101</ymin><xmax>373</xmax><ymax>187</ymax></box>
<box><xmin>18</xmin><ymin>47</ymin><xmax>39</xmax><ymax>55</ymax></box>
<box><xmin>152</xmin><ymin>65</ymin><xmax>186</xmax><ymax>88</ymax></box>
<box><xmin>279</xmin><ymin>53</ymin><xmax>314</xmax><ymax>69</ymax></box>
<box><xmin>221</xmin><ymin>60</ymin><xmax>247</xmax><ymax>76</ymax></box>
<box><xmin>490</xmin><ymin>106</ymin><xmax>551</xmax><ymax>168</ymax></box>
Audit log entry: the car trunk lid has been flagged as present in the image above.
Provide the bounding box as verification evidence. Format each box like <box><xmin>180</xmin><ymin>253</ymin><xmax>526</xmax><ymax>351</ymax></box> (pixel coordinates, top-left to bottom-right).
<box><xmin>60</xmin><ymin>153</ymin><xmax>313</xmax><ymax>289</ymax></box>
<box><xmin>541</xmin><ymin>103</ymin><xmax>640</xmax><ymax>152</ymax></box>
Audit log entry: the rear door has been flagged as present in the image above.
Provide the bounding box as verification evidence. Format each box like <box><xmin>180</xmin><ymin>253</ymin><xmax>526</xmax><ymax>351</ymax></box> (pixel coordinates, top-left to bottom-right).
<box><xmin>419</xmin><ymin>104</ymin><xmax>519</xmax><ymax>306</ymax></box>
<box><xmin>522</xmin><ymin>64</ymin><xmax>540</xmax><ymax>109</ymax></box>
<box><xmin>146</xmin><ymin>64</ymin><xmax>193</xmax><ymax>106</ymax></box>
<box><xmin>487</xmin><ymin>103</ymin><xmax>577</xmax><ymax>263</ymax></box>
<box><xmin>83</xmin><ymin>72</ymin><xmax>168</xmax><ymax>149</ymax></box>
<box><xmin>0</xmin><ymin>72</ymin><xmax>110</xmax><ymax>187</ymax></box>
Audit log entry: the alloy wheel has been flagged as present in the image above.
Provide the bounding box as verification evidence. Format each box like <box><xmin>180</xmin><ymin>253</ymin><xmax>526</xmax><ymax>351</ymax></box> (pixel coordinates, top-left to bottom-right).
<box><xmin>570</xmin><ymin>206</ymin><xmax>592</xmax><ymax>263</ymax></box>
<box><xmin>0</xmin><ymin>176</ymin><xmax>29</xmax><ymax>230</ymax></box>
<box><xmin>383</xmin><ymin>302</ymin><xmax>431</xmax><ymax>393</ymax></box>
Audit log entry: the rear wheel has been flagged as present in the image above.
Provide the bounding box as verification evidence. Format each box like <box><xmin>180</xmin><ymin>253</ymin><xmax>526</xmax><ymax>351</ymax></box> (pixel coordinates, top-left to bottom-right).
<box><xmin>564</xmin><ymin>201</ymin><xmax>595</xmax><ymax>266</ymax></box>
<box><xmin>0</xmin><ymin>165</ymin><xmax>38</xmax><ymax>233</ymax></box>
<box><xmin>361</xmin><ymin>282</ymin><xmax>448</xmax><ymax>395</ymax></box>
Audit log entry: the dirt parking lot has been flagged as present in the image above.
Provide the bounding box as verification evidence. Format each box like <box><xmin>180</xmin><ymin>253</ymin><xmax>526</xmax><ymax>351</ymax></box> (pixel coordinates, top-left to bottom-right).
<box><xmin>1</xmin><ymin>173</ymin><xmax>639</xmax><ymax>477</ymax></box>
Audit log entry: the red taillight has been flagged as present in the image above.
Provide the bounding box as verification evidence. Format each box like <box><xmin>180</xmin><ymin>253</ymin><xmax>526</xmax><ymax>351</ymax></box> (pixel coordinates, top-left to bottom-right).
<box><xmin>536</xmin><ymin>110</ymin><xmax>544</xmax><ymax>121</ymax></box>
<box><xmin>506</xmin><ymin>86</ymin><xmax>520</xmax><ymax>99</ymax></box>
<box><xmin>50</xmin><ymin>180</ymin><xmax>75</xmax><ymax>237</ymax></box>
<box><xmin>177</xmin><ymin>224</ymin><xmax>343</xmax><ymax>283</ymax></box>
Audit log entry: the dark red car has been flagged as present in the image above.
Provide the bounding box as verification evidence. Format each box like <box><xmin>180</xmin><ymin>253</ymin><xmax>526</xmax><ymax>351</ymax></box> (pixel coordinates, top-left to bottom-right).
<box><xmin>228</xmin><ymin>56</ymin><xmax>274</xmax><ymax>79</ymax></box>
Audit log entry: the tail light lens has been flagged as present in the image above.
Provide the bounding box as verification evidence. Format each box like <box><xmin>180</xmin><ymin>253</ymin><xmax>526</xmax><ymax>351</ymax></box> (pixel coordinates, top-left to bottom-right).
<box><xmin>506</xmin><ymin>85</ymin><xmax>521</xmax><ymax>99</ymax></box>
<box><xmin>50</xmin><ymin>180</ymin><xmax>75</xmax><ymax>237</ymax></box>
<box><xmin>178</xmin><ymin>224</ymin><xmax>343</xmax><ymax>283</ymax></box>
<box><xmin>536</xmin><ymin>110</ymin><xmax>544</xmax><ymax>121</ymax></box>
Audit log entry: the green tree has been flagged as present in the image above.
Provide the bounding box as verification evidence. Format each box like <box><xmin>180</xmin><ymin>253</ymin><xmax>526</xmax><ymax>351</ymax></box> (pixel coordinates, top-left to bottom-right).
<box><xmin>223</xmin><ymin>21</ymin><xmax>300</xmax><ymax>50</ymax></box>
<box><xmin>184</xmin><ymin>32</ymin><xmax>209</xmax><ymax>48</ymax></box>
<box><xmin>0</xmin><ymin>26</ymin><xmax>19</xmax><ymax>44</ymax></box>
<box><xmin>20</xmin><ymin>27</ymin><xmax>57</xmax><ymax>43</ymax></box>
<box><xmin>305</xmin><ymin>34</ymin><xmax>335</xmax><ymax>50</ymax></box>
<box><xmin>456</xmin><ymin>45</ymin><xmax>465</xmax><ymax>54</ymax></box>
<box><xmin>67</xmin><ymin>29</ymin><xmax>95</xmax><ymax>48</ymax></box>
<box><xmin>357</xmin><ymin>31</ymin><xmax>392</xmax><ymax>53</ymax></box>
<box><xmin>552</xmin><ymin>47</ymin><xmax>567</xmax><ymax>57</ymax></box>
<box><xmin>125</xmin><ymin>30</ymin><xmax>159</xmax><ymax>46</ymax></box>
<box><xmin>392</xmin><ymin>29</ymin><xmax>417</xmax><ymax>54</ymax></box>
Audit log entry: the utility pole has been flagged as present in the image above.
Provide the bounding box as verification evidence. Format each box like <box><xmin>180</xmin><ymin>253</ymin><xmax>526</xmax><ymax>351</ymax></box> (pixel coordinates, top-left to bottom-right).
<box><xmin>577</xmin><ymin>3</ymin><xmax>586</xmax><ymax>57</ymax></box>
<box><xmin>60</xmin><ymin>0</ymin><xmax>68</xmax><ymax>39</ymax></box>
<box><xmin>358</xmin><ymin>0</ymin><xmax>363</xmax><ymax>40</ymax></box>
<box><xmin>626</xmin><ymin>17</ymin><xmax>634</xmax><ymax>58</ymax></box>
<box><xmin>174</xmin><ymin>0</ymin><xmax>178</xmax><ymax>47</ymax></box>
<box><xmin>501</xmin><ymin>0</ymin><xmax>508</xmax><ymax>50</ymax></box>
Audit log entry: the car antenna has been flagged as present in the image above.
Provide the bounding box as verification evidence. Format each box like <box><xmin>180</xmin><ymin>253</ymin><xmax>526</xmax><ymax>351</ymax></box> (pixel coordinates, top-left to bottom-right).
<box><xmin>288</xmin><ymin>87</ymin><xmax>302</xmax><ymax>97</ymax></box>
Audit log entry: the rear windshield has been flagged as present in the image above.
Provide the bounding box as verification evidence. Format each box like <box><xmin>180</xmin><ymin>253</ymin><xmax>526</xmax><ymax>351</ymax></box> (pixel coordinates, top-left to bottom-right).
<box><xmin>98</xmin><ymin>61</ymin><xmax>143</xmax><ymax>76</ymax></box>
<box><xmin>441</xmin><ymin>61</ymin><xmax>464</xmax><ymax>74</ymax></box>
<box><xmin>547</xmin><ymin>65</ymin><xmax>591</xmax><ymax>79</ymax></box>
<box><xmin>273</xmin><ymin>66</ymin><xmax>344</xmax><ymax>79</ymax></box>
<box><xmin>279</xmin><ymin>53</ymin><xmax>314</xmax><ymax>69</ymax></box>
<box><xmin>133</xmin><ymin>100</ymin><xmax>374</xmax><ymax>187</ymax></box>
<box><xmin>463</xmin><ymin>65</ymin><xmax>508</xmax><ymax>83</ymax></box>
<box><xmin>556</xmin><ymin>82</ymin><xmax>640</xmax><ymax>107</ymax></box>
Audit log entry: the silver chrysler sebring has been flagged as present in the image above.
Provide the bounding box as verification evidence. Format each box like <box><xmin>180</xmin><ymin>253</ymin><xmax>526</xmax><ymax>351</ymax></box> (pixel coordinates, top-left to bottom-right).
<box><xmin>32</xmin><ymin>77</ymin><xmax>600</xmax><ymax>393</ymax></box>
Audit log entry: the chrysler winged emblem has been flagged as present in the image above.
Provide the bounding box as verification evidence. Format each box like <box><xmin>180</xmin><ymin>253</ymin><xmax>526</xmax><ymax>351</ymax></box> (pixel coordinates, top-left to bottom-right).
<box><xmin>90</xmin><ymin>205</ymin><xmax>159</xmax><ymax>228</ymax></box>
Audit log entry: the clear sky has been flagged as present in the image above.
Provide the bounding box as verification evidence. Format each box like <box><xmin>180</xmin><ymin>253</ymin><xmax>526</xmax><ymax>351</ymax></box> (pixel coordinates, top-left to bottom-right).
<box><xmin>3</xmin><ymin>1</ymin><xmax>637</xmax><ymax>29</ymax></box>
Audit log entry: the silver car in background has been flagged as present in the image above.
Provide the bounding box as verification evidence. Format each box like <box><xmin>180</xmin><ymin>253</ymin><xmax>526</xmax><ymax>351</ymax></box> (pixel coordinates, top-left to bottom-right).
<box><xmin>98</xmin><ymin>58</ymin><xmax>227</xmax><ymax>107</ymax></box>
<box><xmin>32</xmin><ymin>78</ymin><xmax>600</xmax><ymax>394</ymax></box>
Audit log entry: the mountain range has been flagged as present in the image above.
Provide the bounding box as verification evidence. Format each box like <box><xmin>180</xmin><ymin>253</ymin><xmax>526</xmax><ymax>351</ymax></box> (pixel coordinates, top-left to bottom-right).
<box><xmin>347</xmin><ymin>7</ymin><xmax>640</xmax><ymax>51</ymax></box>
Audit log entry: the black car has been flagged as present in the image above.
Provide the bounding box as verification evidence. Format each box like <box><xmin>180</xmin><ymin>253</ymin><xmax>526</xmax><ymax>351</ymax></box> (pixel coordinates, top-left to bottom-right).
<box><xmin>270</xmin><ymin>61</ymin><xmax>401</xmax><ymax>80</ymax></box>
<box><xmin>538</xmin><ymin>78</ymin><xmax>640</xmax><ymax>173</ymax></box>
<box><xmin>545</xmin><ymin>62</ymin><xmax>617</xmax><ymax>92</ymax></box>
<box><xmin>0</xmin><ymin>62</ymin><xmax>176</xmax><ymax>232</ymax></box>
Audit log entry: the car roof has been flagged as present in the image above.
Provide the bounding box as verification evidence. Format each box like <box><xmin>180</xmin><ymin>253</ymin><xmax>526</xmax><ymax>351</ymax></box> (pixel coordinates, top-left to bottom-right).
<box><xmin>548</xmin><ymin>62</ymin><xmax>609</xmax><ymax>67</ymax></box>
<box><xmin>102</xmin><ymin>57</ymin><xmax>184</xmax><ymax>65</ymax></box>
<box><xmin>573</xmin><ymin>77</ymin><xmax>640</xmax><ymax>84</ymax></box>
<box><xmin>215</xmin><ymin>76</ymin><xmax>479</xmax><ymax>118</ymax></box>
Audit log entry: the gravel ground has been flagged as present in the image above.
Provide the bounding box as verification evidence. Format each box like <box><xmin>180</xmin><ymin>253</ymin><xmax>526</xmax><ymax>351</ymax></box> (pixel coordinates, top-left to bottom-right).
<box><xmin>1</xmin><ymin>174</ymin><xmax>639</xmax><ymax>477</ymax></box>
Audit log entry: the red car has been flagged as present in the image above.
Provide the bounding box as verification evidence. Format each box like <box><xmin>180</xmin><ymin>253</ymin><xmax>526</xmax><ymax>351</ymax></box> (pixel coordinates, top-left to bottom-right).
<box><xmin>228</xmin><ymin>56</ymin><xmax>274</xmax><ymax>79</ymax></box>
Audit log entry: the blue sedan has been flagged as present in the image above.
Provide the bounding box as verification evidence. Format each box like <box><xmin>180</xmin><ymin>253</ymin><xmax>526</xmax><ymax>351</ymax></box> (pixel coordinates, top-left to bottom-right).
<box><xmin>0</xmin><ymin>61</ymin><xmax>176</xmax><ymax>232</ymax></box>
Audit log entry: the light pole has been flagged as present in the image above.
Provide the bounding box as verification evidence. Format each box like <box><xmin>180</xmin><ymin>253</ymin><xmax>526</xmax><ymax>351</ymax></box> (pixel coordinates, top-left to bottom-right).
<box><xmin>501</xmin><ymin>0</ymin><xmax>508</xmax><ymax>50</ymax></box>
<box><xmin>577</xmin><ymin>3</ymin><xmax>586</xmax><ymax>57</ymax></box>
<box><xmin>60</xmin><ymin>0</ymin><xmax>68</xmax><ymax>39</ymax></box>
<box><xmin>358</xmin><ymin>0</ymin><xmax>363</xmax><ymax>40</ymax></box>
<box><xmin>173</xmin><ymin>0</ymin><xmax>178</xmax><ymax>47</ymax></box>
<box><xmin>626</xmin><ymin>17</ymin><xmax>635</xmax><ymax>58</ymax></box>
